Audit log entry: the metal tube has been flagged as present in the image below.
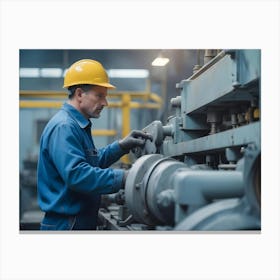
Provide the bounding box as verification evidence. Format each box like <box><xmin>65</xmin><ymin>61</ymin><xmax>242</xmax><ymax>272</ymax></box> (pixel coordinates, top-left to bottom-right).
<box><xmin>174</xmin><ymin>170</ymin><xmax>244</xmax><ymax>206</ymax></box>
<box><xmin>20</xmin><ymin>90</ymin><xmax>163</xmax><ymax>101</ymax></box>
<box><xmin>162</xmin><ymin>125</ymin><xmax>173</xmax><ymax>136</ymax></box>
<box><xmin>91</xmin><ymin>130</ymin><xmax>117</xmax><ymax>136</ymax></box>
<box><xmin>203</xmin><ymin>49</ymin><xmax>217</xmax><ymax>65</ymax></box>
<box><xmin>129</xmin><ymin>102</ymin><xmax>161</xmax><ymax>109</ymax></box>
<box><xmin>187</xmin><ymin>50</ymin><xmax>226</xmax><ymax>80</ymax></box>
<box><xmin>20</xmin><ymin>100</ymin><xmax>63</xmax><ymax>108</ymax></box>
<box><xmin>20</xmin><ymin>90</ymin><xmax>162</xmax><ymax>165</ymax></box>
<box><xmin>19</xmin><ymin>100</ymin><xmax>161</xmax><ymax>109</ymax></box>
<box><xmin>121</xmin><ymin>94</ymin><xmax>131</xmax><ymax>164</ymax></box>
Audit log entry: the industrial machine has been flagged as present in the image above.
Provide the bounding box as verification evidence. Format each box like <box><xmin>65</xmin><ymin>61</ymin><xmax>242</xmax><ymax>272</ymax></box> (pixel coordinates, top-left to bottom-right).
<box><xmin>98</xmin><ymin>49</ymin><xmax>261</xmax><ymax>231</ymax></box>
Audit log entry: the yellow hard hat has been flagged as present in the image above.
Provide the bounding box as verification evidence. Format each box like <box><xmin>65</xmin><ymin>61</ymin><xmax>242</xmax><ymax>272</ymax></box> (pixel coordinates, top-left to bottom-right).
<box><xmin>63</xmin><ymin>59</ymin><xmax>116</xmax><ymax>89</ymax></box>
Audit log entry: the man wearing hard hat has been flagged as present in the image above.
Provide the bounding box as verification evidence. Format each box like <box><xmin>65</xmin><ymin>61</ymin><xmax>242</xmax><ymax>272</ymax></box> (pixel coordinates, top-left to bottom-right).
<box><xmin>37</xmin><ymin>59</ymin><xmax>152</xmax><ymax>230</ymax></box>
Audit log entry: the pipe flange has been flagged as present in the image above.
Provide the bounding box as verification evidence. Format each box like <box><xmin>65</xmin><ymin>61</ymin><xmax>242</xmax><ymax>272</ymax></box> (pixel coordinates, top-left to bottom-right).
<box><xmin>125</xmin><ymin>154</ymin><xmax>163</xmax><ymax>225</ymax></box>
<box><xmin>243</xmin><ymin>144</ymin><xmax>261</xmax><ymax>214</ymax></box>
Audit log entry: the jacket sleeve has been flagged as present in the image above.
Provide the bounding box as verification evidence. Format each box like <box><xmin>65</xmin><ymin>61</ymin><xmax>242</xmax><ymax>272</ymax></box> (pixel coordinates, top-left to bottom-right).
<box><xmin>48</xmin><ymin>122</ymin><xmax>124</xmax><ymax>194</ymax></box>
<box><xmin>97</xmin><ymin>141</ymin><xmax>127</xmax><ymax>168</ymax></box>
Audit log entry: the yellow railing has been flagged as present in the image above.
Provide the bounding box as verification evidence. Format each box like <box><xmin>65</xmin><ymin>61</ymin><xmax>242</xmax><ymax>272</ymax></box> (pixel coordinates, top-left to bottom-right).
<box><xmin>92</xmin><ymin>129</ymin><xmax>117</xmax><ymax>136</ymax></box>
<box><xmin>20</xmin><ymin>90</ymin><xmax>162</xmax><ymax>164</ymax></box>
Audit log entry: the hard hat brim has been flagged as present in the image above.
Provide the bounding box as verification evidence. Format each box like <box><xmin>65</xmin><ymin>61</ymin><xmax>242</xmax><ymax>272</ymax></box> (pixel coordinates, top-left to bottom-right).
<box><xmin>63</xmin><ymin>82</ymin><xmax>116</xmax><ymax>89</ymax></box>
<box><xmin>96</xmin><ymin>82</ymin><xmax>116</xmax><ymax>89</ymax></box>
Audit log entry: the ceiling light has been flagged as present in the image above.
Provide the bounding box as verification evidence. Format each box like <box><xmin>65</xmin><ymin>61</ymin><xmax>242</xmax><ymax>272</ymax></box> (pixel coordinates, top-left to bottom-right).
<box><xmin>151</xmin><ymin>57</ymin><xmax>170</xmax><ymax>66</ymax></box>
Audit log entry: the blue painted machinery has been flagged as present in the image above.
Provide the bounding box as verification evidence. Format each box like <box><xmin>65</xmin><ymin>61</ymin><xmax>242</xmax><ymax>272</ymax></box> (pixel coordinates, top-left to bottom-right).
<box><xmin>98</xmin><ymin>50</ymin><xmax>261</xmax><ymax>231</ymax></box>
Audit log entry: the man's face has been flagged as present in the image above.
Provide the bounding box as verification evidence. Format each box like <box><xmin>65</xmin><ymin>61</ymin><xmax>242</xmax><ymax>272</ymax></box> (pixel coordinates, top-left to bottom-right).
<box><xmin>79</xmin><ymin>85</ymin><xmax>108</xmax><ymax>119</ymax></box>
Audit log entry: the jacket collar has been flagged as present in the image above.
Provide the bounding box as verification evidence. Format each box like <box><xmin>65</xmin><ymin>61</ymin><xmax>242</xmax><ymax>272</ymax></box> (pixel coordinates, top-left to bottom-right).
<box><xmin>62</xmin><ymin>102</ymin><xmax>91</xmax><ymax>129</ymax></box>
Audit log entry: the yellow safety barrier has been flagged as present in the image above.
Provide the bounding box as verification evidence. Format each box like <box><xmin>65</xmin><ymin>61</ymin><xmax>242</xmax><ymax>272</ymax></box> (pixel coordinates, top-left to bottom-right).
<box><xmin>92</xmin><ymin>130</ymin><xmax>117</xmax><ymax>136</ymax></box>
<box><xmin>20</xmin><ymin>90</ymin><xmax>162</xmax><ymax>164</ymax></box>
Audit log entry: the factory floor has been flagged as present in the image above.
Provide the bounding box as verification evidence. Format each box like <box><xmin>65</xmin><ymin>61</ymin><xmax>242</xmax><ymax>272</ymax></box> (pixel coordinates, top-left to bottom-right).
<box><xmin>20</xmin><ymin>210</ymin><xmax>44</xmax><ymax>230</ymax></box>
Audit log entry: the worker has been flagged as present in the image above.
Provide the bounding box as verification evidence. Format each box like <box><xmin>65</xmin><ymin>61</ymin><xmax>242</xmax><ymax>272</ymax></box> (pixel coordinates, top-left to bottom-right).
<box><xmin>37</xmin><ymin>59</ymin><xmax>152</xmax><ymax>230</ymax></box>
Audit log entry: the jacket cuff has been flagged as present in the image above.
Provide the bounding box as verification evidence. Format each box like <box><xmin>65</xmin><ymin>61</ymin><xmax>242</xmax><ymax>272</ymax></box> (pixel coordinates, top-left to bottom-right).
<box><xmin>112</xmin><ymin>140</ymin><xmax>129</xmax><ymax>156</ymax></box>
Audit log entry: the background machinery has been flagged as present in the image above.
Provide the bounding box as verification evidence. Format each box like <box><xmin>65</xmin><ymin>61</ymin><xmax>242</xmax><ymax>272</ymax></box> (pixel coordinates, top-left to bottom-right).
<box><xmin>98</xmin><ymin>49</ymin><xmax>261</xmax><ymax>231</ymax></box>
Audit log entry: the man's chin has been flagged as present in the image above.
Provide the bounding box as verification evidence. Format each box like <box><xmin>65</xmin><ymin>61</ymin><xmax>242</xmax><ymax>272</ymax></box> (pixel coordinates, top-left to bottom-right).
<box><xmin>90</xmin><ymin>113</ymin><xmax>101</xmax><ymax>119</ymax></box>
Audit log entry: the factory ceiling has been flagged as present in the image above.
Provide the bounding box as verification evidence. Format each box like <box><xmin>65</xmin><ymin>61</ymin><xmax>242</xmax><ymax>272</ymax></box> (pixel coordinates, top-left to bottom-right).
<box><xmin>19</xmin><ymin>49</ymin><xmax>198</xmax><ymax>80</ymax></box>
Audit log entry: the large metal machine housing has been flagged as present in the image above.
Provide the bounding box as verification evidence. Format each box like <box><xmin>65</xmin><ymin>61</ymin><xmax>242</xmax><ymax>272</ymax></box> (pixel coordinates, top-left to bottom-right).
<box><xmin>98</xmin><ymin>49</ymin><xmax>261</xmax><ymax>231</ymax></box>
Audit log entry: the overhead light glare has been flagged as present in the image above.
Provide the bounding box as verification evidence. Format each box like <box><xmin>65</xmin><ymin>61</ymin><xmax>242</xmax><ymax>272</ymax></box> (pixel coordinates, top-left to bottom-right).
<box><xmin>40</xmin><ymin>68</ymin><xmax>62</xmax><ymax>78</ymax></box>
<box><xmin>151</xmin><ymin>57</ymin><xmax>170</xmax><ymax>66</ymax></box>
<box><xmin>107</xmin><ymin>69</ymin><xmax>149</xmax><ymax>78</ymax></box>
<box><xmin>20</xmin><ymin>68</ymin><xmax>40</xmax><ymax>78</ymax></box>
<box><xmin>20</xmin><ymin>68</ymin><xmax>150</xmax><ymax>79</ymax></box>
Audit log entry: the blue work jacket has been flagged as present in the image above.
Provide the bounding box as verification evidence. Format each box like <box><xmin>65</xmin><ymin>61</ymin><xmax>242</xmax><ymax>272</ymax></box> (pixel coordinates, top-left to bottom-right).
<box><xmin>37</xmin><ymin>102</ymin><xmax>126</xmax><ymax>229</ymax></box>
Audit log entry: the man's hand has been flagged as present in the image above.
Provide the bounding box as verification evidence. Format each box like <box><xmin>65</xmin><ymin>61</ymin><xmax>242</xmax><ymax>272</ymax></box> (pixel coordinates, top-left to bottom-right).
<box><xmin>119</xmin><ymin>130</ymin><xmax>153</xmax><ymax>153</ymax></box>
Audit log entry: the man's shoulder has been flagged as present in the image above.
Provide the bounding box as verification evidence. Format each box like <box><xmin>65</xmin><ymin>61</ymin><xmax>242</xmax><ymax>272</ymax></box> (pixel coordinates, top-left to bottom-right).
<box><xmin>44</xmin><ymin>109</ymin><xmax>78</xmax><ymax>133</ymax></box>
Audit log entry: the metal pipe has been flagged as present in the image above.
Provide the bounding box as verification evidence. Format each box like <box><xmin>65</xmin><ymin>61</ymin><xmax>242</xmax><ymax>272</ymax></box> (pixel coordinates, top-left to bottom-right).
<box><xmin>121</xmin><ymin>94</ymin><xmax>131</xmax><ymax>164</ymax></box>
<box><xmin>20</xmin><ymin>90</ymin><xmax>163</xmax><ymax>101</ymax></box>
<box><xmin>187</xmin><ymin>50</ymin><xmax>226</xmax><ymax>80</ymax></box>
<box><xmin>19</xmin><ymin>100</ymin><xmax>161</xmax><ymax>109</ymax></box>
<box><xmin>129</xmin><ymin>102</ymin><xmax>161</xmax><ymax>109</ymax></box>
<box><xmin>20</xmin><ymin>90</ymin><xmax>162</xmax><ymax>165</ymax></box>
<box><xmin>174</xmin><ymin>170</ymin><xmax>244</xmax><ymax>206</ymax></box>
<box><xmin>162</xmin><ymin>125</ymin><xmax>173</xmax><ymax>136</ymax></box>
<box><xmin>91</xmin><ymin>130</ymin><xmax>117</xmax><ymax>136</ymax></box>
<box><xmin>203</xmin><ymin>49</ymin><xmax>217</xmax><ymax>65</ymax></box>
<box><xmin>20</xmin><ymin>100</ymin><xmax>63</xmax><ymax>108</ymax></box>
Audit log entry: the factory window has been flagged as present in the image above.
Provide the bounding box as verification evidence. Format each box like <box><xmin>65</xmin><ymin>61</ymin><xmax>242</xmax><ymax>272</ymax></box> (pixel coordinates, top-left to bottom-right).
<box><xmin>36</xmin><ymin>120</ymin><xmax>48</xmax><ymax>143</ymax></box>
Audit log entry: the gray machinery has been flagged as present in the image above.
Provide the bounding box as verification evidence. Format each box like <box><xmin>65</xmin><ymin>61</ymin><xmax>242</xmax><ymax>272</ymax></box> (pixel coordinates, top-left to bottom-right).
<box><xmin>98</xmin><ymin>49</ymin><xmax>261</xmax><ymax>231</ymax></box>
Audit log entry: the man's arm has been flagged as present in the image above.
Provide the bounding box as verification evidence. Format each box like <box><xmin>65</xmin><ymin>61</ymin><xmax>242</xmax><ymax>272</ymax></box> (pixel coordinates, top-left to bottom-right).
<box><xmin>49</xmin><ymin>123</ymin><xmax>125</xmax><ymax>194</ymax></box>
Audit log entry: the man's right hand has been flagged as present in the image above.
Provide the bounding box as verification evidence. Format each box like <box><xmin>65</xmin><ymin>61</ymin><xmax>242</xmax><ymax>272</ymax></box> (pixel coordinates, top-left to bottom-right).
<box><xmin>119</xmin><ymin>130</ymin><xmax>153</xmax><ymax>153</ymax></box>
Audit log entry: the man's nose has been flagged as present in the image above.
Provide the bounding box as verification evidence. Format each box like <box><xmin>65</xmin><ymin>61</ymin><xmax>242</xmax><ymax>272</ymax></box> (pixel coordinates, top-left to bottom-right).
<box><xmin>102</xmin><ymin>98</ymin><xmax>108</xmax><ymax>107</ymax></box>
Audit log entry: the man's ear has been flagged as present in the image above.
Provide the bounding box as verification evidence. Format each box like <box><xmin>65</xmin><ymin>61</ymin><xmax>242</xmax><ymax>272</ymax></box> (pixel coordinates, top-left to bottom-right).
<box><xmin>75</xmin><ymin>88</ymin><xmax>84</xmax><ymax>100</ymax></box>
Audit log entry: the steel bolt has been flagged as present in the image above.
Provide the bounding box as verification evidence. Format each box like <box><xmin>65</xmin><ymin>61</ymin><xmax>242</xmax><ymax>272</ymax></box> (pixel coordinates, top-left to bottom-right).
<box><xmin>157</xmin><ymin>190</ymin><xmax>174</xmax><ymax>208</ymax></box>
